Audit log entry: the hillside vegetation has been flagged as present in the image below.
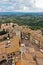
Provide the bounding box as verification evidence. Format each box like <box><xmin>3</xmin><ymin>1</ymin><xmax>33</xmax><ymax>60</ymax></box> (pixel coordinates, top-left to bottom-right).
<box><xmin>0</xmin><ymin>14</ymin><xmax>43</xmax><ymax>31</ymax></box>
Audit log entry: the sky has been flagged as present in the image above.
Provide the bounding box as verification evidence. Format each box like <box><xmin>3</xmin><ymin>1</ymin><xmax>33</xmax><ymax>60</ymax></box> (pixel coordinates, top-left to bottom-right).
<box><xmin>0</xmin><ymin>0</ymin><xmax>43</xmax><ymax>12</ymax></box>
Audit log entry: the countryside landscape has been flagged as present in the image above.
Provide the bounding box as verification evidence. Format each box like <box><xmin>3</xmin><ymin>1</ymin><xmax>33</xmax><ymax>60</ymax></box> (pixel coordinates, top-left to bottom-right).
<box><xmin>0</xmin><ymin>0</ymin><xmax>43</xmax><ymax>65</ymax></box>
<box><xmin>0</xmin><ymin>12</ymin><xmax>43</xmax><ymax>65</ymax></box>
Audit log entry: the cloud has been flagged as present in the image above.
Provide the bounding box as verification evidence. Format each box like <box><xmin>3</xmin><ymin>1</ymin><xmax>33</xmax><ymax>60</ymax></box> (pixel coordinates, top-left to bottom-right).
<box><xmin>35</xmin><ymin>0</ymin><xmax>43</xmax><ymax>9</ymax></box>
<box><xmin>0</xmin><ymin>0</ymin><xmax>43</xmax><ymax>12</ymax></box>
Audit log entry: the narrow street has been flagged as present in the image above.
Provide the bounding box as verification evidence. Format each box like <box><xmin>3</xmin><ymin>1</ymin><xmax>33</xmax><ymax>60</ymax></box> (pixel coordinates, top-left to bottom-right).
<box><xmin>21</xmin><ymin>39</ymin><xmax>40</xmax><ymax>51</ymax></box>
